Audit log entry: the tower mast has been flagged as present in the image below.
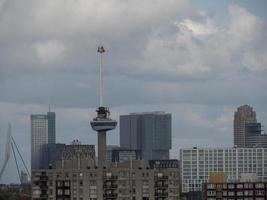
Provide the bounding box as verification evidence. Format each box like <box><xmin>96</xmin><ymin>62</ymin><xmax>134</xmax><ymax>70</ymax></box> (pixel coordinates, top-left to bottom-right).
<box><xmin>98</xmin><ymin>46</ymin><xmax>105</xmax><ymax>107</ymax></box>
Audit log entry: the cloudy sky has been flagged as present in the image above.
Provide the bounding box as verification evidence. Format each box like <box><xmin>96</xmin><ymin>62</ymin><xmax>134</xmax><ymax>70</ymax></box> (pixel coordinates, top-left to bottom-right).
<box><xmin>0</xmin><ymin>0</ymin><xmax>266</xmax><ymax>183</ymax></box>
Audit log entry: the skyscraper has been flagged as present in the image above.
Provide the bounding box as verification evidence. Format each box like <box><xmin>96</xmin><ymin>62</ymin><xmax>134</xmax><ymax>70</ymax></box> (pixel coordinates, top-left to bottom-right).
<box><xmin>47</xmin><ymin>112</ymin><xmax>55</xmax><ymax>144</ymax></box>
<box><xmin>234</xmin><ymin>105</ymin><xmax>256</xmax><ymax>147</ymax></box>
<box><xmin>245</xmin><ymin>122</ymin><xmax>267</xmax><ymax>148</ymax></box>
<box><xmin>31</xmin><ymin>112</ymin><xmax>55</xmax><ymax>170</ymax></box>
<box><xmin>120</xmin><ymin>111</ymin><xmax>171</xmax><ymax>161</ymax></box>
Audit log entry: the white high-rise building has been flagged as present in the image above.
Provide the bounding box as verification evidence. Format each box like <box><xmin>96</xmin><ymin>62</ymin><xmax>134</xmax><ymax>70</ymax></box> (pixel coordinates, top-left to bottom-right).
<box><xmin>180</xmin><ymin>147</ymin><xmax>267</xmax><ymax>193</ymax></box>
<box><xmin>31</xmin><ymin>112</ymin><xmax>55</xmax><ymax>170</ymax></box>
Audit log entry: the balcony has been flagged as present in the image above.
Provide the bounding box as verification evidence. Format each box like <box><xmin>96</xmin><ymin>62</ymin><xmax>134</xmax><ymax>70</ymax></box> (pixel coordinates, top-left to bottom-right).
<box><xmin>104</xmin><ymin>175</ymin><xmax>118</xmax><ymax>180</ymax></box>
<box><xmin>103</xmin><ymin>193</ymin><xmax>118</xmax><ymax>199</ymax></box>
<box><xmin>40</xmin><ymin>185</ymin><xmax>48</xmax><ymax>190</ymax></box>
<box><xmin>155</xmin><ymin>192</ymin><xmax>168</xmax><ymax>198</ymax></box>
<box><xmin>103</xmin><ymin>184</ymin><xmax>118</xmax><ymax>189</ymax></box>
<box><xmin>155</xmin><ymin>181</ymin><xmax>168</xmax><ymax>188</ymax></box>
<box><xmin>155</xmin><ymin>175</ymin><xmax>168</xmax><ymax>180</ymax></box>
<box><xmin>155</xmin><ymin>188</ymin><xmax>168</xmax><ymax>198</ymax></box>
<box><xmin>39</xmin><ymin>176</ymin><xmax>48</xmax><ymax>181</ymax></box>
<box><xmin>40</xmin><ymin>194</ymin><xmax>48</xmax><ymax>198</ymax></box>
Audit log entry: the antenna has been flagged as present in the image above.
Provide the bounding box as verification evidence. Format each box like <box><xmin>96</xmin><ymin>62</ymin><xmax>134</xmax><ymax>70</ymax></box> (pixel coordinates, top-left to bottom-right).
<box><xmin>97</xmin><ymin>46</ymin><xmax>105</xmax><ymax>107</ymax></box>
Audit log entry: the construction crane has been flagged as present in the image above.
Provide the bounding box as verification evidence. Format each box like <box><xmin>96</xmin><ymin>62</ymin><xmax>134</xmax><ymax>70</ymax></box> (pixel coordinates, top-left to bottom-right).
<box><xmin>0</xmin><ymin>123</ymin><xmax>30</xmax><ymax>183</ymax></box>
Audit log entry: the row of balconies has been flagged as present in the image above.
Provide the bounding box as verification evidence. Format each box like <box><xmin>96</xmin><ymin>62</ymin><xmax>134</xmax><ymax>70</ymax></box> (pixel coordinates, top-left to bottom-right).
<box><xmin>155</xmin><ymin>192</ymin><xmax>168</xmax><ymax>197</ymax></box>
<box><xmin>155</xmin><ymin>175</ymin><xmax>168</xmax><ymax>180</ymax></box>
<box><xmin>155</xmin><ymin>180</ymin><xmax>168</xmax><ymax>188</ymax></box>
<box><xmin>103</xmin><ymin>184</ymin><xmax>118</xmax><ymax>189</ymax></box>
<box><xmin>206</xmin><ymin>190</ymin><xmax>266</xmax><ymax>197</ymax></box>
<box><xmin>155</xmin><ymin>188</ymin><xmax>168</xmax><ymax>197</ymax></box>
<box><xmin>103</xmin><ymin>193</ymin><xmax>118</xmax><ymax>198</ymax></box>
<box><xmin>103</xmin><ymin>175</ymin><xmax>118</xmax><ymax>180</ymax></box>
<box><xmin>206</xmin><ymin>183</ymin><xmax>267</xmax><ymax>190</ymax></box>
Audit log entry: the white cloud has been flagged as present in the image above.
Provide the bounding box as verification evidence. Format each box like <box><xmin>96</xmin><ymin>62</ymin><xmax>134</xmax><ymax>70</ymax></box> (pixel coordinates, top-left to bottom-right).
<box><xmin>34</xmin><ymin>40</ymin><xmax>66</xmax><ymax>63</ymax></box>
<box><xmin>140</xmin><ymin>4</ymin><xmax>267</xmax><ymax>79</ymax></box>
<box><xmin>228</xmin><ymin>4</ymin><xmax>263</xmax><ymax>41</ymax></box>
<box><xmin>178</xmin><ymin>18</ymin><xmax>217</xmax><ymax>36</ymax></box>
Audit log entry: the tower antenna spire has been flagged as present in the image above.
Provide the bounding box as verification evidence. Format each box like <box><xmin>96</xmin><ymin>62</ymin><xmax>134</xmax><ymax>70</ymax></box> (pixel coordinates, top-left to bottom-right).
<box><xmin>97</xmin><ymin>46</ymin><xmax>105</xmax><ymax>107</ymax></box>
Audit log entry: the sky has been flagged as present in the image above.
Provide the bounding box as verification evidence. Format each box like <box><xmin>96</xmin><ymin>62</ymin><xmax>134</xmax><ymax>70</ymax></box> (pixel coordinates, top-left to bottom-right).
<box><xmin>0</xmin><ymin>0</ymin><xmax>266</xmax><ymax>183</ymax></box>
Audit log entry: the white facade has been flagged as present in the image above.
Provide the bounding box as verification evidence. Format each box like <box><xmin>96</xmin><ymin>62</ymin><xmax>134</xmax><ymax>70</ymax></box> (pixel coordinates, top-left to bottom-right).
<box><xmin>180</xmin><ymin>148</ymin><xmax>267</xmax><ymax>193</ymax></box>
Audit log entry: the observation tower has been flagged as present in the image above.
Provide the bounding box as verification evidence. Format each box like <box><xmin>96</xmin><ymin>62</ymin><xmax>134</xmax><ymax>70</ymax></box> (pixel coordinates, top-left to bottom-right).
<box><xmin>90</xmin><ymin>46</ymin><xmax>117</xmax><ymax>168</ymax></box>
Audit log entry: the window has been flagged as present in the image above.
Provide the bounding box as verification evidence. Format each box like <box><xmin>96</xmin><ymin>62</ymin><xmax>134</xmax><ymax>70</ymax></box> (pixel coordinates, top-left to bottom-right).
<box><xmin>57</xmin><ymin>189</ymin><xmax>63</xmax><ymax>195</ymax></box>
<box><xmin>79</xmin><ymin>180</ymin><xmax>83</xmax><ymax>186</ymax></box>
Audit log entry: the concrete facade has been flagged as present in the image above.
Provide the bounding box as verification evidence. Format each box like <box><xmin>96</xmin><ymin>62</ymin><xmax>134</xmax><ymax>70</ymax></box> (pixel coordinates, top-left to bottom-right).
<box><xmin>32</xmin><ymin>160</ymin><xmax>179</xmax><ymax>200</ymax></box>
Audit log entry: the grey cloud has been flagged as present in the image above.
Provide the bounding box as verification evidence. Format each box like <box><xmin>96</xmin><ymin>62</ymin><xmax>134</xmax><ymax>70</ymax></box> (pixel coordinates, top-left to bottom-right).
<box><xmin>0</xmin><ymin>1</ymin><xmax>266</xmax><ymax>184</ymax></box>
<box><xmin>0</xmin><ymin>71</ymin><xmax>265</xmax><ymax>108</ymax></box>
<box><xmin>0</xmin><ymin>0</ymin><xmax>192</xmax><ymax>79</ymax></box>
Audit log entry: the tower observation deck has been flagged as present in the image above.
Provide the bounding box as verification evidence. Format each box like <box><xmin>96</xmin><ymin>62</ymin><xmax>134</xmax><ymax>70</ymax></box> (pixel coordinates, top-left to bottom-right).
<box><xmin>90</xmin><ymin>46</ymin><xmax>117</xmax><ymax>168</ymax></box>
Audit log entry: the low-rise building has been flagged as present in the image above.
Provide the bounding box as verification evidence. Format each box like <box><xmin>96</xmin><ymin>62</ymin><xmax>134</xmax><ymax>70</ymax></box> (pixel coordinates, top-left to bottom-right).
<box><xmin>203</xmin><ymin>182</ymin><xmax>267</xmax><ymax>200</ymax></box>
<box><xmin>32</xmin><ymin>160</ymin><xmax>179</xmax><ymax>200</ymax></box>
<box><xmin>180</xmin><ymin>148</ymin><xmax>267</xmax><ymax>193</ymax></box>
<box><xmin>42</xmin><ymin>142</ymin><xmax>95</xmax><ymax>169</ymax></box>
<box><xmin>107</xmin><ymin>145</ymin><xmax>142</xmax><ymax>163</ymax></box>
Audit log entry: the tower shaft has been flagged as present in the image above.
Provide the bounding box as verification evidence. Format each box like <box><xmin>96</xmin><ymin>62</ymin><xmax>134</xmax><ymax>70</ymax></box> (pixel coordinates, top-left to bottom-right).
<box><xmin>98</xmin><ymin>131</ymin><xmax>107</xmax><ymax>168</ymax></box>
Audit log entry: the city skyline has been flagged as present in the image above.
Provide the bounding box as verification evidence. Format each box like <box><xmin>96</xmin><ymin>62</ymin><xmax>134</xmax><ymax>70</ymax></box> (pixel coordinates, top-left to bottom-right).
<box><xmin>0</xmin><ymin>0</ymin><xmax>267</xmax><ymax>184</ymax></box>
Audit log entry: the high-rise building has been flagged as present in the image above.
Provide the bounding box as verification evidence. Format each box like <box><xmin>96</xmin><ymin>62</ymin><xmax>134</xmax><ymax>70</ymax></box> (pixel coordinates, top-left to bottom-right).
<box><xmin>31</xmin><ymin>112</ymin><xmax>55</xmax><ymax>170</ymax></box>
<box><xmin>234</xmin><ymin>105</ymin><xmax>257</xmax><ymax>147</ymax></box>
<box><xmin>180</xmin><ymin>147</ymin><xmax>267</xmax><ymax>193</ymax></box>
<box><xmin>120</xmin><ymin>111</ymin><xmax>171</xmax><ymax>161</ymax></box>
<box><xmin>47</xmin><ymin>112</ymin><xmax>55</xmax><ymax>144</ymax></box>
<box><xmin>245</xmin><ymin>122</ymin><xmax>267</xmax><ymax>148</ymax></box>
<box><xmin>233</xmin><ymin>105</ymin><xmax>267</xmax><ymax>148</ymax></box>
